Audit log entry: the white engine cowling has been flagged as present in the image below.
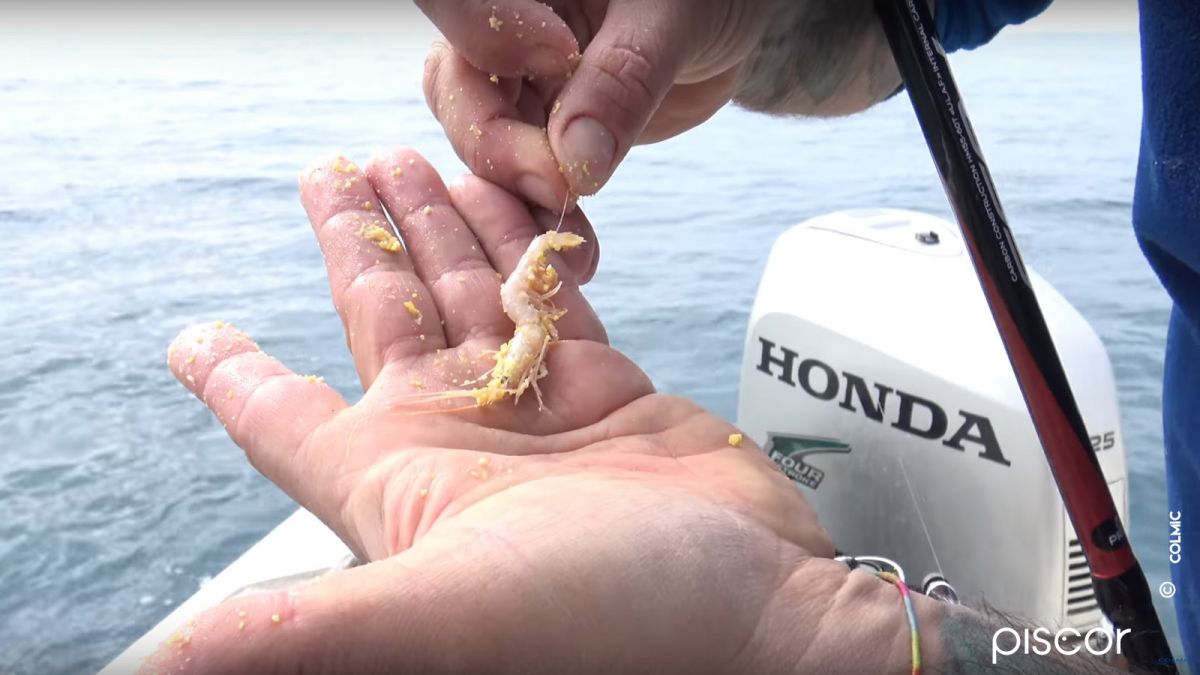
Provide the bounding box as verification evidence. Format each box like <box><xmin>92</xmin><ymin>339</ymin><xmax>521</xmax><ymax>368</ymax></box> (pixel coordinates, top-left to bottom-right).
<box><xmin>736</xmin><ymin>209</ymin><xmax>1128</xmax><ymax>629</ymax></box>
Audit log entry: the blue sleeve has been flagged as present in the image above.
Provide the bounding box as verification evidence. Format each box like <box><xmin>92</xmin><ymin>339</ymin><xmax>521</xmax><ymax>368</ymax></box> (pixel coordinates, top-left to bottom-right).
<box><xmin>1135</xmin><ymin>1</ymin><xmax>1200</xmax><ymax>666</ymax></box>
<box><xmin>935</xmin><ymin>0</ymin><xmax>1054</xmax><ymax>52</ymax></box>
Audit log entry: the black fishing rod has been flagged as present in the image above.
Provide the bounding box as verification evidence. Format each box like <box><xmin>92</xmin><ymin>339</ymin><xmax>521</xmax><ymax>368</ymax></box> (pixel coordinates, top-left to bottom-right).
<box><xmin>873</xmin><ymin>0</ymin><xmax>1176</xmax><ymax>672</ymax></box>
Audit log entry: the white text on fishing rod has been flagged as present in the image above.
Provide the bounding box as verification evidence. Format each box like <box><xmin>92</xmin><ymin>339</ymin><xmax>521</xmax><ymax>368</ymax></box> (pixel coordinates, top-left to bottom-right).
<box><xmin>1170</xmin><ymin>511</ymin><xmax>1182</xmax><ymax>564</ymax></box>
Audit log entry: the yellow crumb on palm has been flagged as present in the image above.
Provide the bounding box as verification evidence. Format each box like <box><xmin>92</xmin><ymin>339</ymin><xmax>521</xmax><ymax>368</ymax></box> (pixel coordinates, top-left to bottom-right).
<box><xmin>728</xmin><ymin>433</ymin><xmax>744</xmax><ymax>448</ymax></box>
<box><xmin>411</xmin><ymin>378</ymin><xmax>424</xmax><ymax>390</ymax></box>
<box><xmin>305</xmin><ymin>374</ymin><xmax>325</xmax><ymax>384</ymax></box>
<box><xmin>488</xmin><ymin>73</ymin><xmax>499</xmax><ymax>84</ymax></box>
<box><xmin>422</xmin><ymin>205</ymin><xmax>434</xmax><ymax>216</ymax></box>
<box><xmin>404</xmin><ymin>301</ymin><xmax>423</xmax><ymax>325</ymax></box>
<box><xmin>489</xmin><ymin>13</ymin><xmax>503</xmax><ymax>30</ymax></box>
<box><xmin>468</xmin><ymin>123</ymin><xmax>482</xmax><ymax>138</ymax></box>
<box><xmin>226</xmin><ymin>389</ymin><xmax>235</xmax><ymax>400</ymax></box>
<box><xmin>390</xmin><ymin>166</ymin><xmax>404</xmax><ymax>177</ymax></box>
<box><xmin>271</xmin><ymin>613</ymin><xmax>281</xmax><ymax>624</ymax></box>
<box><xmin>418</xmin><ymin>487</ymin><xmax>429</xmax><ymax>498</ymax></box>
<box><xmin>358</xmin><ymin>223</ymin><xmax>403</xmax><ymax>253</ymax></box>
<box><xmin>237</xmin><ymin>620</ymin><xmax>245</xmax><ymax>631</ymax></box>
<box><xmin>363</xmin><ymin>201</ymin><xmax>373</xmax><ymax>209</ymax></box>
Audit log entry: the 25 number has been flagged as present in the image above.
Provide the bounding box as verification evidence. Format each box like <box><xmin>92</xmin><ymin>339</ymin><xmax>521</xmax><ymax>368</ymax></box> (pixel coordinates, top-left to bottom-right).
<box><xmin>1090</xmin><ymin>431</ymin><xmax>1115</xmax><ymax>452</ymax></box>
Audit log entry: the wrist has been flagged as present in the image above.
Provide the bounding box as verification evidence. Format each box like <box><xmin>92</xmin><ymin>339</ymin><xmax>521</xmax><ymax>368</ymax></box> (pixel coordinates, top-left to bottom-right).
<box><xmin>732</xmin><ymin>556</ymin><xmax>941</xmax><ymax>674</ymax></box>
<box><xmin>738</xmin><ymin>556</ymin><xmax>1127</xmax><ymax>674</ymax></box>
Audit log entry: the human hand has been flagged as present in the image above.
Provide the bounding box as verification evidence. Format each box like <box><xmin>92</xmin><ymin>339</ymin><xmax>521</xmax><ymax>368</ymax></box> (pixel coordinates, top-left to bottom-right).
<box><xmin>418</xmin><ymin>0</ymin><xmax>899</xmax><ymax>211</ymax></box>
<box><xmin>144</xmin><ymin>148</ymin><xmax>938</xmax><ymax>674</ymax></box>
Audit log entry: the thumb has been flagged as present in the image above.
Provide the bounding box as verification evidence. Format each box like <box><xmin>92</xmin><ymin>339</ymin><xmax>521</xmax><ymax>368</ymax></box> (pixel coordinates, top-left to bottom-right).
<box><xmin>139</xmin><ymin>557</ymin><xmax>452</xmax><ymax>674</ymax></box>
<box><xmin>549</xmin><ymin>0</ymin><xmax>693</xmax><ymax>195</ymax></box>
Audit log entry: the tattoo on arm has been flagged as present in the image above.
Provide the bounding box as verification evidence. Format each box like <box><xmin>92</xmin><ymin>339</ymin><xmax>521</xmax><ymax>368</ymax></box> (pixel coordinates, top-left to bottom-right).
<box><xmin>937</xmin><ymin>605</ymin><xmax>1126</xmax><ymax>675</ymax></box>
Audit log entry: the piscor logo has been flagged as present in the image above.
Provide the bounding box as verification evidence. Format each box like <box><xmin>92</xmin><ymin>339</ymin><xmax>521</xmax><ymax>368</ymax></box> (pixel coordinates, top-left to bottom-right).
<box><xmin>755</xmin><ymin>336</ymin><xmax>1012</xmax><ymax>467</ymax></box>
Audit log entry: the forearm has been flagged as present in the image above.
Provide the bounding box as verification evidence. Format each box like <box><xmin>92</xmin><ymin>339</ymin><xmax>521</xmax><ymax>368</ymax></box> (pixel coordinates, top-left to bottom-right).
<box><xmin>735</xmin><ymin>557</ymin><xmax>1124</xmax><ymax>674</ymax></box>
<box><xmin>732</xmin><ymin>0</ymin><xmax>909</xmax><ymax>117</ymax></box>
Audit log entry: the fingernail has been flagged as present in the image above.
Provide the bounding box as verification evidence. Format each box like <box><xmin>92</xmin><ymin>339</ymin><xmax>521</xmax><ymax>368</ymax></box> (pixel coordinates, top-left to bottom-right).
<box><xmin>525</xmin><ymin>47</ymin><xmax>568</xmax><ymax>78</ymax></box>
<box><xmin>516</xmin><ymin>174</ymin><xmax>560</xmax><ymax>212</ymax></box>
<box><xmin>560</xmin><ymin>117</ymin><xmax>615</xmax><ymax>191</ymax></box>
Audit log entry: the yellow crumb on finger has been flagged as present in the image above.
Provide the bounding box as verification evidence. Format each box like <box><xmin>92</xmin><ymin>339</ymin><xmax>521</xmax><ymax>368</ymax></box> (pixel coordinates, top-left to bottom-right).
<box><xmin>226</xmin><ymin>389</ymin><xmax>235</xmax><ymax>400</ymax></box>
<box><xmin>271</xmin><ymin>613</ymin><xmax>281</xmax><ymax>624</ymax></box>
<box><xmin>468</xmin><ymin>123</ymin><xmax>482</xmax><ymax>138</ymax></box>
<box><xmin>404</xmin><ymin>300</ymin><xmax>424</xmax><ymax>326</ymax></box>
<box><xmin>358</xmin><ymin>222</ymin><xmax>403</xmax><ymax>253</ymax></box>
<box><xmin>728</xmin><ymin>433</ymin><xmax>744</xmax><ymax>448</ymax></box>
<box><xmin>390</xmin><ymin>166</ymin><xmax>404</xmax><ymax>177</ymax></box>
<box><xmin>489</xmin><ymin>13</ymin><xmax>503</xmax><ymax>30</ymax></box>
<box><xmin>304</xmin><ymin>374</ymin><xmax>325</xmax><ymax>384</ymax></box>
<box><xmin>488</xmin><ymin>73</ymin><xmax>499</xmax><ymax>84</ymax></box>
<box><xmin>331</xmin><ymin>157</ymin><xmax>358</xmax><ymax>174</ymax></box>
<box><xmin>421</xmin><ymin>205</ymin><xmax>434</xmax><ymax>216</ymax></box>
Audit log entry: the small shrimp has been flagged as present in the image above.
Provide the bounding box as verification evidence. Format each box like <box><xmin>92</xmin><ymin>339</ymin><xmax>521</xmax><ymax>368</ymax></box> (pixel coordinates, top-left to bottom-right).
<box><xmin>406</xmin><ymin>230</ymin><xmax>584</xmax><ymax>412</ymax></box>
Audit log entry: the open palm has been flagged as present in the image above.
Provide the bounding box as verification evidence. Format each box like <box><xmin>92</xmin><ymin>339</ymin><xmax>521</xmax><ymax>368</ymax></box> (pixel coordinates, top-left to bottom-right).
<box><xmin>155</xmin><ymin>149</ymin><xmax>839</xmax><ymax>674</ymax></box>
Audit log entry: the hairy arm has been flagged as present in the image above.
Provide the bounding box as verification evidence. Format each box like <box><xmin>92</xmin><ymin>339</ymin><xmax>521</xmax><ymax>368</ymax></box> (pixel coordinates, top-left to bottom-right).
<box><xmin>732</xmin><ymin>0</ymin><xmax>918</xmax><ymax>117</ymax></box>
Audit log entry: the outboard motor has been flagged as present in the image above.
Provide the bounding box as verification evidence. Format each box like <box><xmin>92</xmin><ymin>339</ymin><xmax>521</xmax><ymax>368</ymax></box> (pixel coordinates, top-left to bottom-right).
<box><xmin>737</xmin><ymin>209</ymin><xmax>1128</xmax><ymax>630</ymax></box>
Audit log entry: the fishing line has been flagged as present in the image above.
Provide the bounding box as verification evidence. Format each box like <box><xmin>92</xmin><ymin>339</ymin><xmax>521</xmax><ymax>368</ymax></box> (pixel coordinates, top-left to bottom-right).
<box><xmin>896</xmin><ymin>452</ymin><xmax>945</xmax><ymax>582</ymax></box>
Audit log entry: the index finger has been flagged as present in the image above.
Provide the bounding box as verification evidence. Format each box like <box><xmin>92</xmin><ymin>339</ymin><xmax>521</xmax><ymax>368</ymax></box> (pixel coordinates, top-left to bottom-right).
<box><xmin>415</xmin><ymin>0</ymin><xmax>578</xmax><ymax>78</ymax></box>
<box><xmin>424</xmin><ymin>43</ymin><xmax>573</xmax><ymax>213</ymax></box>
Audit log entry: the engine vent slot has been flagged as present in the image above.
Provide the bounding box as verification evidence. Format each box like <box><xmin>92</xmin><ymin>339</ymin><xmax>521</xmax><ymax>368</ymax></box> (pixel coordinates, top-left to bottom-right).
<box><xmin>1065</xmin><ymin>539</ymin><xmax>1100</xmax><ymax>616</ymax></box>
